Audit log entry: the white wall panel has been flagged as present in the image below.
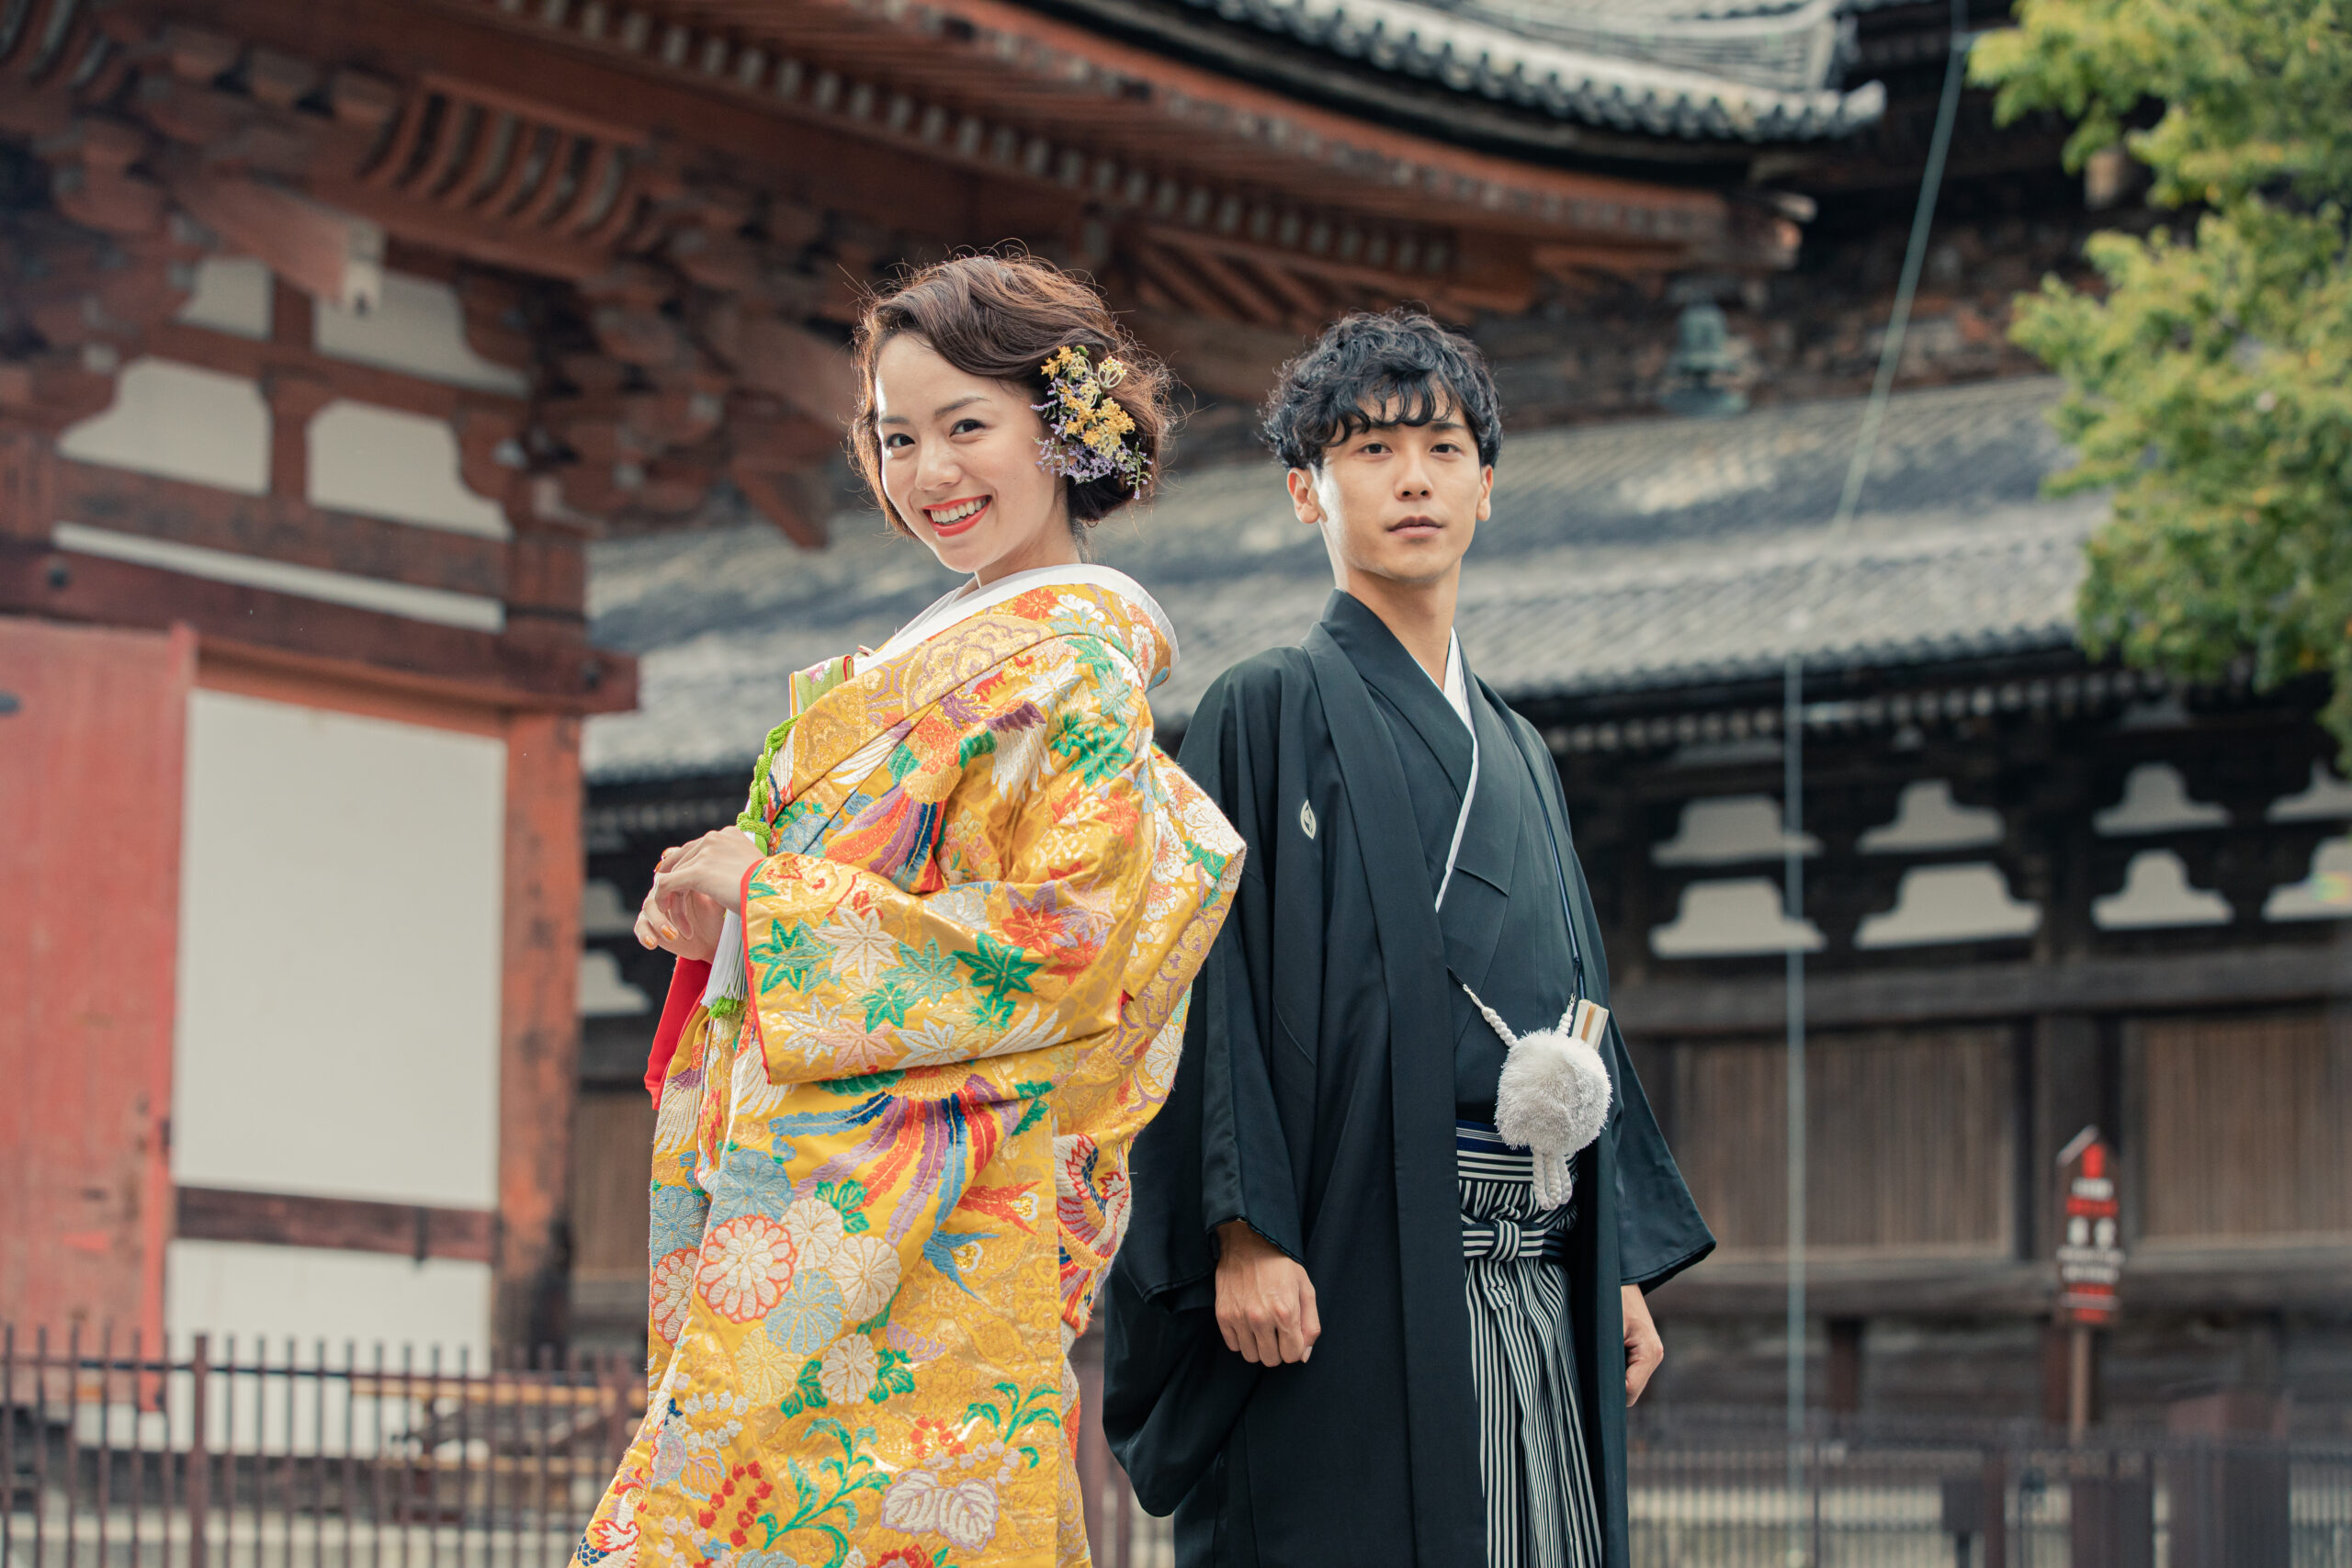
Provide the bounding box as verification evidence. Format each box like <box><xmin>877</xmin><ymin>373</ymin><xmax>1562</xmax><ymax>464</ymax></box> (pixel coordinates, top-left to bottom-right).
<box><xmin>309</xmin><ymin>401</ymin><xmax>510</xmax><ymax>536</ymax></box>
<box><xmin>175</xmin><ymin>257</ymin><xmax>274</xmax><ymax>339</ymax></box>
<box><xmin>314</xmin><ymin>273</ymin><xmax>530</xmax><ymax>396</ymax></box>
<box><xmin>167</xmin><ymin>1240</ymin><xmax>491</xmax><ymax>1360</ymax></box>
<box><xmin>58</xmin><ymin>359</ymin><xmax>268</xmax><ymax>494</ymax></box>
<box><xmin>174</xmin><ymin>691</ymin><xmax>505</xmax><ymax>1208</ymax></box>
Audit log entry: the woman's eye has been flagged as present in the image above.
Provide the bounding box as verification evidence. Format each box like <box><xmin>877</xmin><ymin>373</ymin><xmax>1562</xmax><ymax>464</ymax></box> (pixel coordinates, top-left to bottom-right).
<box><xmin>951</xmin><ymin>418</ymin><xmax>986</xmax><ymax>435</ymax></box>
<box><xmin>881</xmin><ymin>433</ymin><xmax>911</xmax><ymax>451</ymax></box>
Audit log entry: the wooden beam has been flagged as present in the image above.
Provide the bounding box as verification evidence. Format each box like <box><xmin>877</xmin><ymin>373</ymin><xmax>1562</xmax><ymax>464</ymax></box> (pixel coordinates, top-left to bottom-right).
<box><xmin>0</xmin><ymin>542</ymin><xmax>635</xmax><ymax>713</ymax></box>
<box><xmin>195</xmin><ymin>0</ymin><xmax>989</xmax><ymax>243</ymax></box>
<box><xmin>1168</xmin><ymin>245</ymin><xmax>1296</xmax><ymax>331</ymax></box>
<box><xmin>54</xmin><ymin>458</ymin><xmax>510</xmax><ymax>599</ymax></box>
<box><xmin>494</xmin><ymin>710</ymin><xmax>584</xmax><ymax>1351</ymax></box>
<box><xmin>175</xmin><ymin>1184</ymin><xmax>498</xmax><ymax>1263</ymax></box>
<box><xmin>141</xmin><ymin>320</ymin><xmax>521</xmax><ymax>421</ymax></box>
<box><xmin>1616</xmin><ymin>942</ymin><xmax>2351</xmax><ymax>1038</ymax></box>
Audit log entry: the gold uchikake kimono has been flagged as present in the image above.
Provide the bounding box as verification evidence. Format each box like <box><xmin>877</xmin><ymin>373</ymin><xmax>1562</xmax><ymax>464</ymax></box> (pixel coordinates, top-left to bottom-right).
<box><xmin>575</xmin><ymin>575</ymin><xmax>1243</xmax><ymax>1568</ymax></box>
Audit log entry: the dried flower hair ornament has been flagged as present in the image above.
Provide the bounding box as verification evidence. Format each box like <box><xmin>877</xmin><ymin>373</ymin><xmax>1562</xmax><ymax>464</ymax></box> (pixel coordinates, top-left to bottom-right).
<box><xmin>1034</xmin><ymin>344</ymin><xmax>1149</xmax><ymax>492</ymax></box>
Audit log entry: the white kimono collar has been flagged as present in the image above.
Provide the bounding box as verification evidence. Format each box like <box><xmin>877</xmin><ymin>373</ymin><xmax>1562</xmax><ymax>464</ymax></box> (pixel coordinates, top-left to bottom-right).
<box><xmin>864</xmin><ymin>562</ymin><xmax>1180</xmax><ymax>681</ymax></box>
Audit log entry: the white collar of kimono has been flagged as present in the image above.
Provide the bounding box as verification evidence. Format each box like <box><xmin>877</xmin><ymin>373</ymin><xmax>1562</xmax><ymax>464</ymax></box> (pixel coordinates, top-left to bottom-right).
<box><xmin>1432</xmin><ymin>630</ymin><xmax>1476</xmax><ymax>910</ymax></box>
<box><xmin>862</xmin><ymin>562</ymin><xmax>1180</xmax><ymax>677</ymax></box>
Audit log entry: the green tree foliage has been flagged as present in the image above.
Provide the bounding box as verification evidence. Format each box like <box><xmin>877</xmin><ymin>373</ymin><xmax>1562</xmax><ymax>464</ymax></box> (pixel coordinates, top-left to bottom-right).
<box><xmin>1972</xmin><ymin>2</ymin><xmax>2352</xmax><ymax>755</ymax></box>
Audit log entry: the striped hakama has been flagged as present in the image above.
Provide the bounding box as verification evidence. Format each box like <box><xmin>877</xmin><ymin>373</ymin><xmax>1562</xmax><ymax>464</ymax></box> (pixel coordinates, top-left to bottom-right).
<box><xmin>1458</xmin><ymin>1121</ymin><xmax>1603</xmax><ymax>1568</ymax></box>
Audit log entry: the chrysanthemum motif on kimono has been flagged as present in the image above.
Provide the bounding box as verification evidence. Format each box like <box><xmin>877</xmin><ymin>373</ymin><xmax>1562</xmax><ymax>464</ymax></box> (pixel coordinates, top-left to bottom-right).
<box><xmin>572</xmin><ymin>581</ymin><xmax>1241</xmax><ymax>1568</ymax></box>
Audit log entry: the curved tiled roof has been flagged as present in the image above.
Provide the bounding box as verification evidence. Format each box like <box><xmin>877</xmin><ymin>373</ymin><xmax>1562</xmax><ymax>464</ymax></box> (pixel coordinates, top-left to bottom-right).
<box><xmin>1121</xmin><ymin>0</ymin><xmax>1886</xmax><ymax>140</ymax></box>
<box><xmin>584</xmin><ymin>377</ymin><xmax>2098</xmax><ymax>783</ymax></box>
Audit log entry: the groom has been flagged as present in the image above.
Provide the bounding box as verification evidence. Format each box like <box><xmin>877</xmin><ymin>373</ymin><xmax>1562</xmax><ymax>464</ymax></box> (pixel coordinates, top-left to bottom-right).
<box><xmin>1101</xmin><ymin>311</ymin><xmax>1712</xmax><ymax>1568</ymax></box>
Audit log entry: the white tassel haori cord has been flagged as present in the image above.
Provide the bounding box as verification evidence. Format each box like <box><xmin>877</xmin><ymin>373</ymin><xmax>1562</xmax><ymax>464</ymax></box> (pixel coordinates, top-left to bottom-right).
<box><xmin>1462</xmin><ymin>987</ymin><xmax>1613</xmax><ymax>1211</ymax></box>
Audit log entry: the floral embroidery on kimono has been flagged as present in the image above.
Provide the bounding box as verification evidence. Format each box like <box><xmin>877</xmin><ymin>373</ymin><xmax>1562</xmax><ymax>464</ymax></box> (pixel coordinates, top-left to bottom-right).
<box><xmin>575</xmin><ymin>581</ymin><xmax>1243</xmax><ymax>1568</ymax></box>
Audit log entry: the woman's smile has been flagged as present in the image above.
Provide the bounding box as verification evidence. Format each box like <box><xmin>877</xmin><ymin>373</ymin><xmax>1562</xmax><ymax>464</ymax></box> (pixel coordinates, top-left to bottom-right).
<box><xmin>925</xmin><ymin>496</ymin><xmax>991</xmax><ymax>537</ymax></box>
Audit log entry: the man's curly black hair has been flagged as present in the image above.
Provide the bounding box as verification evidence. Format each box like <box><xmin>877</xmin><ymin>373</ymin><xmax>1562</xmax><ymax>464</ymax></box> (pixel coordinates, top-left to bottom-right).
<box><xmin>1261</xmin><ymin>310</ymin><xmax>1503</xmax><ymax>471</ymax></box>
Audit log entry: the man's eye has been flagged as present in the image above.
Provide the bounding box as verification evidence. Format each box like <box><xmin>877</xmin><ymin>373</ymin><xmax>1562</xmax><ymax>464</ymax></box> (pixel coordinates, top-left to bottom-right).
<box><xmin>1360</xmin><ymin>441</ymin><xmax>1387</xmax><ymax>455</ymax></box>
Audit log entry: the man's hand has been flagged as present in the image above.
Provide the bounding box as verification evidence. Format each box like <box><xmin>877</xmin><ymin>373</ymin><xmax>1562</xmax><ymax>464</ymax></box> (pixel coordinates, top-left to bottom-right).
<box><xmin>1214</xmin><ymin>1221</ymin><xmax>1319</xmax><ymax>1366</ymax></box>
<box><xmin>1623</xmin><ymin>1283</ymin><xmax>1663</xmax><ymax>1405</ymax></box>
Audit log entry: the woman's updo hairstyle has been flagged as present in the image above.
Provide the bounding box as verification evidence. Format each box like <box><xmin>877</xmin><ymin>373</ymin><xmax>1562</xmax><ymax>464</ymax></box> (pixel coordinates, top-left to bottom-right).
<box><xmin>850</xmin><ymin>254</ymin><xmax>1172</xmax><ymax>536</ymax></box>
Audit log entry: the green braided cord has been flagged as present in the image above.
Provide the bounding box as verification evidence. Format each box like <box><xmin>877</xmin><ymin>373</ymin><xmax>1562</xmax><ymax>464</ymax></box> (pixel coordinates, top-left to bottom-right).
<box><xmin>736</xmin><ymin>714</ymin><xmax>796</xmax><ymax>842</ymax></box>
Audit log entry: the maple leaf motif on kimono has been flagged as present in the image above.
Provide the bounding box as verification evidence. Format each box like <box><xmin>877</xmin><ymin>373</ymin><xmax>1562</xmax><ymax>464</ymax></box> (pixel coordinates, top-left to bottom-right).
<box><xmin>1048</xmin><ymin>709</ymin><xmax>1136</xmax><ymax>787</ymax></box>
<box><xmin>859</xmin><ymin>974</ymin><xmax>917</xmax><ymax>1031</ymax></box>
<box><xmin>998</xmin><ymin>885</ymin><xmax>1068</xmax><ymax>953</ymax></box>
<box><xmin>890</xmin><ymin>1017</ymin><xmax>965</xmax><ymax>1067</ymax></box>
<box><xmin>766</xmin><ymin>995</ymin><xmax>878</xmax><ymax>1084</ymax></box>
<box><xmin>890</xmin><ymin>938</ymin><xmax>964</xmax><ymax>1004</ymax></box>
<box><xmin>955</xmin><ymin>932</ymin><xmax>1044</xmax><ymax>1026</ymax></box>
<box><xmin>828</xmin><ymin>905</ymin><xmax>898</xmax><ymax>984</ymax></box>
<box><xmin>752</xmin><ymin>920</ymin><xmax>834</xmax><ymax>993</ymax></box>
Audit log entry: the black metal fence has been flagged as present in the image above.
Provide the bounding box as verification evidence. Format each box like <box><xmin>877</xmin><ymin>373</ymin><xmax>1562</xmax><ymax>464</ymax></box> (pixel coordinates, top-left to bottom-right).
<box><xmin>2</xmin><ymin>1327</ymin><xmax>641</xmax><ymax>1568</ymax></box>
<box><xmin>1098</xmin><ymin>1407</ymin><xmax>2352</xmax><ymax>1568</ymax></box>
<box><xmin>1616</xmin><ymin>1406</ymin><xmax>2352</xmax><ymax>1568</ymax></box>
<box><xmin>12</xmin><ymin>1329</ymin><xmax>2348</xmax><ymax>1568</ymax></box>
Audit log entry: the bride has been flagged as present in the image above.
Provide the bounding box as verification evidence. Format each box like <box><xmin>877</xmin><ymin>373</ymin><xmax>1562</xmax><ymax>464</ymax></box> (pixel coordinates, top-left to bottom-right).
<box><xmin>572</xmin><ymin>254</ymin><xmax>1242</xmax><ymax>1568</ymax></box>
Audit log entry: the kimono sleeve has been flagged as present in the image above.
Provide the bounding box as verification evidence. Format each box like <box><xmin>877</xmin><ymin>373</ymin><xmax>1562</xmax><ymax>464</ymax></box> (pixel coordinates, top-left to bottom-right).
<box><xmin>1555</xmin><ymin>799</ymin><xmax>1716</xmax><ymax>1289</ymax></box>
<box><xmin>739</xmin><ymin>635</ymin><xmax>1152</xmax><ymax>1089</ymax></box>
<box><xmin>1115</xmin><ymin>659</ymin><xmax>1305</xmax><ymax>1303</ymax></box>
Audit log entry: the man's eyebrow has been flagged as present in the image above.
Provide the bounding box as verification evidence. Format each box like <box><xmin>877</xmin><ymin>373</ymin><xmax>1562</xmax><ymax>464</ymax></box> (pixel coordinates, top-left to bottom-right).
<box><xmin>1351</xmin><ymin>414</ymin><xmax>1469</xmax><ymax>434</ymax></box>
<box><xmin>877</xmin><ymin>394</ymin><xmax>988</xmax><ymax>425</ymax></box>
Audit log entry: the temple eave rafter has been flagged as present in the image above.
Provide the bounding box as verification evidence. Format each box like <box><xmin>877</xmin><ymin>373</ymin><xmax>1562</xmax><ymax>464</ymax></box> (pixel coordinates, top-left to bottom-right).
<box><xmin>2</xmin><ymin>0</ymin><xmax>1801</xmax><ymax>695</ymax></box>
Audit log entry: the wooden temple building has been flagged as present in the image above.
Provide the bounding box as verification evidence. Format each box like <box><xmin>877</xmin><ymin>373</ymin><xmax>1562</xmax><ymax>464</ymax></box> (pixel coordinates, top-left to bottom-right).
<box><xmin>571</xmin><ymin>4</ymin><xmax>2351</xmax><ymax>1431</ymax></box>
<box><xmin>20</xmin><ymin>0</ymin><xmax>2330</xmax><ymax>1439</ymax></box>
<box><xmin>0</xmin><ymin>0</ymin><xmax>1906</xmax><ymax>1356</ymax></box>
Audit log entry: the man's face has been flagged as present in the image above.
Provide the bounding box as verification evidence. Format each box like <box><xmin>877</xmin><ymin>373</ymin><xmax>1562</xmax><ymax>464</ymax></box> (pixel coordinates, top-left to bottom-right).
<box><xmin>1287</xmin><ymin>395</ymin><xmax>1494</xmax><ymax>590</ymax></box>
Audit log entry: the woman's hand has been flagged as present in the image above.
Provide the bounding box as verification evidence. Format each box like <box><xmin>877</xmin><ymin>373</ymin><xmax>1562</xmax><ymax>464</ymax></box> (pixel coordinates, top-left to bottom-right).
<box><xmin>1623</xmin><ymin>1282</ymin><xmax>1664</xmax><ymax>1405</ymax></box>
<box><xmin>635</xmin><ymin>831</ymin><xmax>763</xmax><ymax>961</ymax></box>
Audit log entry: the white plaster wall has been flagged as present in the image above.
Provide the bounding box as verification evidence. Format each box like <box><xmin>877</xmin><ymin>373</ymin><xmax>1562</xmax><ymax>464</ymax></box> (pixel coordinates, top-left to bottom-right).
<box><xmin>2094</xmin><ymin>850</ymin><xmax>2231</xmax><ymax>930</ymax></box>
<box><xmin>175</xmin><ymin>256</ymin><xmax>274</xmax><ymax>339</ymax></box>
<box><xmin>2096</xmin><ymin>762</ymin><xmax>2227</xmax><ymax>835</ymax></box>
<box><xmin>2267</xmin><ymin>836</ymin><xmax>2352</xmax><ymax>920</ymax></box>
<box><xmin>173</xmin><ymin>691</ymin><xmax>505</xmax><ymax>1210</ymax></box>
<box><xmin>1857</xmin><ymin>863</ymin><xmax>2041</xmax><ymax>948</ymax></box>
<box><xmin>1653</xmin><ymin>795</ymin><xmax>1817</xmax><ymax>865</ymax></box>
<box><xmin>167</xmin><ymin>1240</ymin><xmax>491</xmax><ymax>1363</ymax></box>
<box><xmin>579</xmin><ymin>950</ymin><xmax>651</xmax><ymax>1017</ymax></box>
<box><xmin>1652</xmin><ymin>877</ymin><xmax>1824</xmax><ymax>956</ymax></box>
<box><xmin>582</xmin><ymin>878</ymin><xmax>638</xmax><ymax>937</ymax></box>
<box><xmin>57</xmin><ymin>358</ymin><xmax>268</xmax><ymax>493</ymax></box>
<box><xmin>309</xmin><ymin>400</ymin><xmax>511</xmax><ymax>536</ymax></box>
<box><xmin>2270</xmin><ymin>762</ymin><xmax>2352</xmax><ymax>822</ymax></box>
<box><xmin>315</xmin><ymin>272</ymin><xmax>530</xmax><ymax>396</ymax></box>
<box><xmin>1860</xmin><ymin>780</ymin><xmax>2004</xmax><ymax>853</ymax></box>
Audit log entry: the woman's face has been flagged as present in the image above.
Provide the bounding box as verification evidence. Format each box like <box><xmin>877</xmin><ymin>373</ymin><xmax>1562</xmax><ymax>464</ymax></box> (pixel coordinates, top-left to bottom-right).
<box><xmin>874</xmin><ymin>334</ymin><xmax>1078</xmax><ymax>584</ymax></box>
